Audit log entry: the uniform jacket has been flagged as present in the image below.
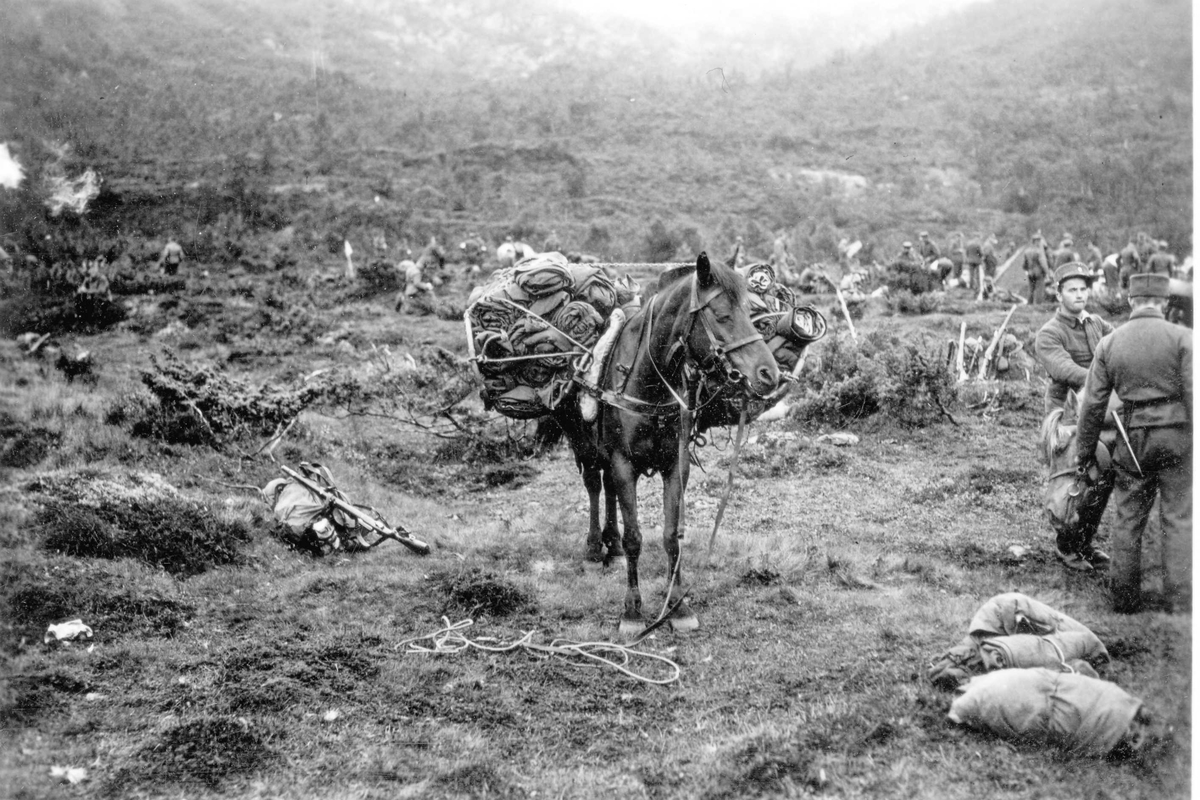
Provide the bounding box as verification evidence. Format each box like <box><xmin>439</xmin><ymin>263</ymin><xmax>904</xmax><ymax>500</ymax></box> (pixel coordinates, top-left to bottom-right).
<box><xmin>1146</xmin><ymin>252</ymin><xmax>1176</xmax><ymax>276</ymax></box>
<box><xmin>1076</xmin><ymin>306</ymin><xmax>1192</xmax><ymax>460</ymax></box>
<box><xmin>1035</xmin><ymin>309</ymin><xmax>1114</xmax><ymax>408</ymax></box>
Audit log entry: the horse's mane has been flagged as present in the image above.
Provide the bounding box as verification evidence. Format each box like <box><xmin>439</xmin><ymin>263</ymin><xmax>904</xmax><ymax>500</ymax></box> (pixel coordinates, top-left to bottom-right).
<box><xmin>1038</xmin><ymin>407</ymin><xmax>1068</xmax><ymax>466</ymax></box>
<box><xmin>654</xmin><ymin>260</ymin><xmax>747</xmax><ymax>305</ymax></box>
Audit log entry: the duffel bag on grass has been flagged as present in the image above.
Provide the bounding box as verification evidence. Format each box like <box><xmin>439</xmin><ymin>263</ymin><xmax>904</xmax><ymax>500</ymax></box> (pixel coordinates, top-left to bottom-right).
<box><xmin>949</xmin><ymin>668</ymin><xmax>1143</xmax><ymax>758</ymax></box>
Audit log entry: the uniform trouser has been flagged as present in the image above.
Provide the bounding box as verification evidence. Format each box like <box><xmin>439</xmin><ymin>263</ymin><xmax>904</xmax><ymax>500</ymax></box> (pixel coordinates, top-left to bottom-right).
<box><xmin>1108</xmin><ymin>426</ymin><xmax>1192</xmax><ymax>611</ymax></box>
<box><xmin>1027</xmin><ymin>276</ymin><xmax>1043</xmax><ymax>304</ymax></box>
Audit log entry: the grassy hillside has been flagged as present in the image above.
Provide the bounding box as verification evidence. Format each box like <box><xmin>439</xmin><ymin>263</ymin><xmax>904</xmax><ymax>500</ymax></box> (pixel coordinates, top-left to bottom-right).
<box><xmin>0</xmin><ymin>0</ymin><xmax>1190</xmax><ymax>264</ymax></box>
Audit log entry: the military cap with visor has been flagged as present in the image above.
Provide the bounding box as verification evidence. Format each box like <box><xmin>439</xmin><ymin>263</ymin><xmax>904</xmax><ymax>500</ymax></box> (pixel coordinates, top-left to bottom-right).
<box><xmin>1053</xmin><ymin>262</ymin><xmax>1094</xmax><ymax>289</ymax></box>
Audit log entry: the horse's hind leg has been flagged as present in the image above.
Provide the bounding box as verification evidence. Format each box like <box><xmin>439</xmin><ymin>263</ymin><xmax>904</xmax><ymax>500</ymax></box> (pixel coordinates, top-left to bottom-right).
<box><xmin>661</xmin><ymin>460</ymin><xmax>698</xmax><ymax>632</ymax></box>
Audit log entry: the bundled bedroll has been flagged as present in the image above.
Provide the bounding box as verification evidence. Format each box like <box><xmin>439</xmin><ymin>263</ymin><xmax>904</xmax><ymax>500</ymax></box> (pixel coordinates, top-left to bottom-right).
<box><xmin>465</xmin><ymin>252</ymin><xmax>640</xmax><ymax>420</ymax></box>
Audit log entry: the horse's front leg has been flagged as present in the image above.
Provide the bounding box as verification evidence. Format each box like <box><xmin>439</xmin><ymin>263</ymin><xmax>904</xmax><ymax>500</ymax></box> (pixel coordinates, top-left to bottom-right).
<box><xmin>601</xmin><ymin>468</ymin><xmax>624</xmax><ymax>564</ymax></box>
<box><xmin>661</xmin><ymin>458</ymin><xmax>699</xmax><ymax>632</ymax></box>
<box><xmin>610</xmin><ymin>453</ymin><xmax>644</xmax><ymax>638</ymax></box>
<box><xmin>582</xmin><ymin>465</ymin><xmax>605</xmax><ymax>563</ymax></box>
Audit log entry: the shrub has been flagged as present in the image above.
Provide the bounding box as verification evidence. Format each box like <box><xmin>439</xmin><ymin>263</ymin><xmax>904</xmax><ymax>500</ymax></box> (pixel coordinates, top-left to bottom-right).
<box><xmin>790</xmin><ymin>331</ymin><xmax>957</xmax><ymax>427</ymax></box>
<box><xmin>888</xmin><ymin>289</ymin><xmax>945</xmax><ymax>315</ymax></box>
<box><xmin>35</xmin><ymin>496</ymin><xmax>252</xmax><ymax>577</ymax></box>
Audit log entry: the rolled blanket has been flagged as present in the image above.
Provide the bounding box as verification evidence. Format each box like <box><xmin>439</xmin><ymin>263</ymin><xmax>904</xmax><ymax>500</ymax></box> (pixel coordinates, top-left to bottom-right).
<box><xmin>492</xmin><ymin>385</ymin><xmax>549</xmax><ymax>419</ymax></box>
<box><xmin>475</xmin><ymin>330</ymin><xmax>516</xmax><ymax>375</ymax></box>
<box><xmin>978</xmin><ymin>631</ymin><xmax>1109</xmax><ymax>673</ymax></box>
<box><xmin>514</xmin><ymin>252</ymin><xmax>573</xmax><ymax>297</ymax></box>
<box><xmin>553</xmin><ymin>301</ymin><xmax>605</xmax><ymax>348</ymax></box>
<box><xmin>967</xmin><ymin>592</ymin><xmax>1097</xmax><ymax>640</ymax></box>
<box><xmin>570</xmin><ymin>268</ymin><xmax>619</xmax><ymax>317</ymax></box>
<box><xmin>948</xmin><ymin>668</ymin><xmax>1143</xmax><ymax>757</ymax></box>
<box><xmin>776</xmin><ymin>305</ymin><xmax>828</xmax><ymax>344</ymax></box>
<box><xmin>527</xmin><ymin>289</ymin><xmax>571</xmax><ymax>323</ymax></box>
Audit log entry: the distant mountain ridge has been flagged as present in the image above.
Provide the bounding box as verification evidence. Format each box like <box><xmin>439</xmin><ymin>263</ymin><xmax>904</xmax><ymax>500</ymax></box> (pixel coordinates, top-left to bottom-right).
<box><xmin>0</xmin><ymin>0</ymin><xmax>1190</xmax><ymax>262</ymax></box>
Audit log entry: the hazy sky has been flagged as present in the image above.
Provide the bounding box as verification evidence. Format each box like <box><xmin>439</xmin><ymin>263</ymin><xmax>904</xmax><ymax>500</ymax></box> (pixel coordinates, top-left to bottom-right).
<box><xmin>555</xmin><ymin>0</ymin><xmax>987</xmax><ymax>33</ymax></box>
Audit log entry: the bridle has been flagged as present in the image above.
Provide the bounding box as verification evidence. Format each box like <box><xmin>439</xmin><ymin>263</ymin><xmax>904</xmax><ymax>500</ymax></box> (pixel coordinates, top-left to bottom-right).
<box><xmin>600</xmin><ymin>275</ymin><xmax>768</xmax><ymax>420</ymax></box>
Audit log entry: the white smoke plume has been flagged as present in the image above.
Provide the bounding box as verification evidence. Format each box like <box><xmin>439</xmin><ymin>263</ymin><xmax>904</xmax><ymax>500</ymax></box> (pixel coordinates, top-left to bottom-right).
<box><xmin>45</xmin><ymin>168</ymin><xmax>101</xmax><ymax>216</ymax></box>
<box><xmin>41</xmin><ymin>141</ymin><xmax>101</xmax><ymax>216</ymax></box>
<box><xmin>0</xmin><ymin>143</ymin><xmax>24</xmax><ymax>190</ymax></box>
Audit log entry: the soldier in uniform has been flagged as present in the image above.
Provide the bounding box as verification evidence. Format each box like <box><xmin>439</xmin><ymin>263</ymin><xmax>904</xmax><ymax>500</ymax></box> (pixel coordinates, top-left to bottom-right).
<box><xmin>1053</xmin><ymin>236</ymin><xmax>1080</xmax><ymax>269</ymax></box>
<box><xmin>917</xmin><ymin>231</ymin><xmax>940</xmax><ymax>263</ymax></box>
<box><xmin>1022</xmin><ymin>233</ymin><xmax>1051</xmax><ymax>305</ymax></box>
<box><xmin>1035</xmin><ymin>262</ymin><xmax>1116</xmax><ymax>570</ymax></box>
<box><xmin>1075</xmin><ymin>273</ymin><xmax>1192</xmax><ymax>613</ymax></box>
<box><xmin>1145</xmin><ymin>240</ymin><xmax>1177</xmax><ymax>277</ymax></box>
<box><xmin>158</xmin><ymin>238</ymin><xmax>185</xmax><ymax>276</ymax></box>
<box><xmin>1117</xmin><ymin>238</ymin><xmax>1141</xmax><ymax>290</ymax></box>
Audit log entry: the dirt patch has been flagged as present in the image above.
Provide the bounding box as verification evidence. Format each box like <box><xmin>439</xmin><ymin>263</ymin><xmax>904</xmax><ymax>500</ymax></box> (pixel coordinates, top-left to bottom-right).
<box><xmin>109</xmin><ymin>716</ymin><xmax>279</xmax><ymax>792</ymax></box>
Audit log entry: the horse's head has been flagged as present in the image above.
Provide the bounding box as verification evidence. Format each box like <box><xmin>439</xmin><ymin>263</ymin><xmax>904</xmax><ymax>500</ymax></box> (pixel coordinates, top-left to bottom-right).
<box><xmin>672</xmin><ymin>252</ymin><xmax>780</xmax><ymax>398</ymax></box>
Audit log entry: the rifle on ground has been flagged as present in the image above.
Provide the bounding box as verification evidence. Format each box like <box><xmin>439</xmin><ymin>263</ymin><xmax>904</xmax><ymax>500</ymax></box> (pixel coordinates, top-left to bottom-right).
<box><xmin>281</xmin><ymin>464</ymin><xmax>431</xmax><ymax>555</ymax></box>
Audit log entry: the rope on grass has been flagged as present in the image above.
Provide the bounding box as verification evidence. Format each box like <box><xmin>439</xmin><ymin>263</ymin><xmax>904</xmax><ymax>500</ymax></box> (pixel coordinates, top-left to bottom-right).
<box><xmin>393</xmin><ymin>617</ymin><xmax>681</xmax><ymax>686</ymax></box>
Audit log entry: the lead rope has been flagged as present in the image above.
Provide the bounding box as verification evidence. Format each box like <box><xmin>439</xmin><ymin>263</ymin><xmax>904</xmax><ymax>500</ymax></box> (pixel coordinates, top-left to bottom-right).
<box><xmin>394</xmin><ymin>618</ymin><xmax>681</xmax><ymax>685</ymax></box>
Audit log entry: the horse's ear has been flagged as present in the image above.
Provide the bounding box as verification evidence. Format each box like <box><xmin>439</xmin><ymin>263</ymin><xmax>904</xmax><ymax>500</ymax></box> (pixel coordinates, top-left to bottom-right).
<box><xmin>696</xmin><ymin>251</ymin><xmax>714</xmax><ymax>288</ymax></box>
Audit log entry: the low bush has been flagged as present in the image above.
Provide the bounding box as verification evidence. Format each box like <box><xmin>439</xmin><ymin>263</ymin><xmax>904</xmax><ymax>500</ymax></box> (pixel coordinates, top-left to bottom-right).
<box><xmin>790</xmin><ymin>331</ymin><xmax>957</xmax><ymax>427</ymax></box>
<box><xmin>34</xmin><ymin>496</ymin><xmax>252</xmax><ymax>577</ymax></box>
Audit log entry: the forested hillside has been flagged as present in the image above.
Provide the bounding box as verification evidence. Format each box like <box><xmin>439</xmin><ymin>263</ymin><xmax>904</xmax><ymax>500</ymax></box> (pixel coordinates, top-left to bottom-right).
<box><xmin>0</xmin><ymin>0</ymin><xmax>1190</xmax><ymax>264</ymax></box>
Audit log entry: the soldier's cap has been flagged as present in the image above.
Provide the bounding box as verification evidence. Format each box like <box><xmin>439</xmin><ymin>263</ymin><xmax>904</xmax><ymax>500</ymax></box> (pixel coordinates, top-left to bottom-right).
<box><xmin>1054</xmin><ymin>262</ymin><xmax>1094</xmax><ymax>288</ymax></box>
<box><xmin>1128</xmin><ymin>273</ymin><xmax>1170</xmax><ymax>298</ymax></box>
<box><xmin>919</xmin><ymin>231</ymin><xmax>929</xmax><ymax>237</ymax></box>
<box><xmin>902</xmin><ymin>241</ymin><xmax>913</xmax><ymax>248</ymax></box>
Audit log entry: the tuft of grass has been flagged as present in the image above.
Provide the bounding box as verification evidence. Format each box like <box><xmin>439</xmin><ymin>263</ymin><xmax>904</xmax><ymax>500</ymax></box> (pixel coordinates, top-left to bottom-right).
<box><xmin>432</xmin><ymin>567</ymin><xmax>536</xmax><ymax>618</ymax></box>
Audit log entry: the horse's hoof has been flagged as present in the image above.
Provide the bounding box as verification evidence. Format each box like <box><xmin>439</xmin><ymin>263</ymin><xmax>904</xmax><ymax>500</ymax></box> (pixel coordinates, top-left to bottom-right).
<box><xmin>668</xmin><ymin>615</ymin><xmax>700</xmax><ymax>633</ymax></box>
<box><xmin>618</xmin><ymin>618</ymin><xmax>645</xmax><ymax>640</ymax></box>
<box><xmin>603</xmin><ymin>554</ymin><xmax>627</xmax><ymax>570</ymax></box>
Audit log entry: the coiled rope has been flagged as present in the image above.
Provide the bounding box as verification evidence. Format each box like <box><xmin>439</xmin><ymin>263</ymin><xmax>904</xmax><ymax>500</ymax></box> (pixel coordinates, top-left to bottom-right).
<box><xmin>394</xmin><ymin>618</ymin><xmax>681</xmax><ymax>686</ymax></box>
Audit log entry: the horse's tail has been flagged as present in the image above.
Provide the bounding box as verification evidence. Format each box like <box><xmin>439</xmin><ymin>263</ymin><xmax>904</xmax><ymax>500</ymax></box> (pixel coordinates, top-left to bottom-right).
<box><xmin>1037</xmin><ymin>406</ymin><xmax>1066</xmax><ymax>466</ymax></box>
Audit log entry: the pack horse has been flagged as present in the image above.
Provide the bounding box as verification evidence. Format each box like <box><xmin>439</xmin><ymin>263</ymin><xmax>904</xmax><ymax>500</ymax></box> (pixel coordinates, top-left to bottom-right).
<box><xmin>552</xmin><ymin>253</ymin><xmax>780</xmax><ymax>636</ymax></box>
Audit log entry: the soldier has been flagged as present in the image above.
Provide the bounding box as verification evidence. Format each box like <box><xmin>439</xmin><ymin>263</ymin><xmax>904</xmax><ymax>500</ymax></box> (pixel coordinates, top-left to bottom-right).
<box><xmin>889</xmin><ymin>241</ymin><xmax>931</xmax><ymax>294</ymax></box>
<box><xmin>917</xmin><ymin>230</ymin><xmax>940</xmax><ymax>263</ymax></box>
<box><xmin>158</xmin><ymin>238</ymin><xmax>185</xmax><ymax>276</ymax></box>
<box><xmin>1075</xmin><ymin>273</ymin><xmax>1192</xmax><ymax>613</ymax></box>
<box><xmin>542</xmin><ymin>229</ymin><xmax>562</xmax><ymax>254</ymax></box>
<box><xmin>1117</xmin><ymin>238</ymin><xmax>1141</xmax><ymax>290</ymax></box>
<box><xmin>1022</xmin><ymin>233</ymin><xmax>1051</xmax><ymax>305</ymax></box>
<box><xmin>963</xmin><ymin>233</ymin><xmax>984</xmax><ymax>289</ymax></box>
<box><xmin>1035</xmin><ymin>262</ymin><xmax>1117</xmax><ymax>571</ymax></box>
<box><xmin>1145</xmin><ymin>240</ymin><xmax>1177</xmax><ymax>277</ymax></box>
<box><xmin>1085</xmin><ymin>240</ymin><xmax>1105</xmax><ymax>274</ymax></box>
<box><xmin>396</xmin><ymin>256</ymin><xmax>436</xmax><ymax>315</ymax></box>
<box><xmin>1053</xmin><ymin>236</ymin><xmax>1080</xmax><ymax>269</ymax></box>
<box><xmin>1035</xmin><ymin>262</ymin><xmax>1115</xmax><ymax>414</ymax></box>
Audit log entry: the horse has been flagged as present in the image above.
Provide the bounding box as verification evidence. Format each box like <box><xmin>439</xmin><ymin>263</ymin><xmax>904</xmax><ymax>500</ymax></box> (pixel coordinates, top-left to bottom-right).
<box><xmin>552</xmin><ymin>252</ymin><xmax>780</xmax><ymax>637</ymax></box>
<box><xmin>1038</xmin><ymin>390</ymin><xmax>1117</xmax><ymax>562</ymax></box>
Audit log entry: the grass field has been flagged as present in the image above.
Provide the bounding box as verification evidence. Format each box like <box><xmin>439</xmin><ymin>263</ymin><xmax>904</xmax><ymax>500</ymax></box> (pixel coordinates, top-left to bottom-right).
<box><xmin>0</xmin><ymin>271</ymin><xmax>1190</xmax><ymax>800</ymax></box>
